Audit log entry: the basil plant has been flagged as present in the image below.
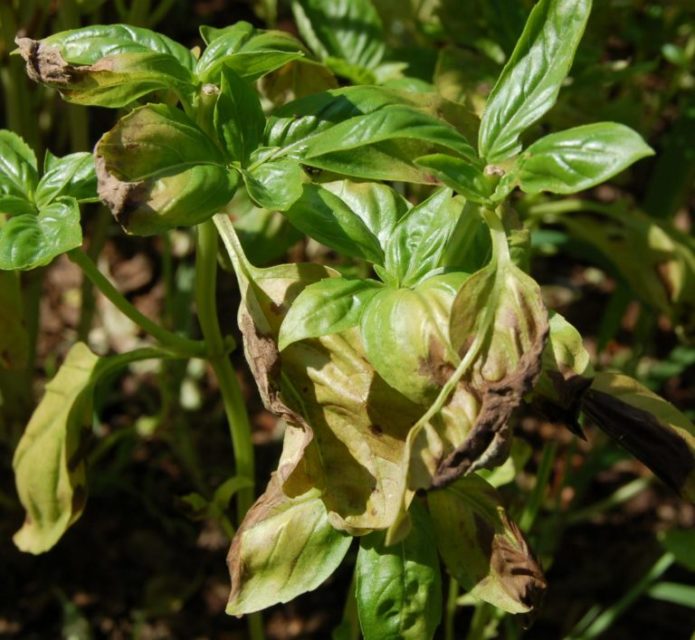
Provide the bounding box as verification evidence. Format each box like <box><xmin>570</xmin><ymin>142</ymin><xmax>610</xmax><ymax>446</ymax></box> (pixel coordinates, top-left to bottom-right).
<box><xmin>4</xmin><ymin>0</ymin><xmax>694</xmax><ymax>638</ymax></box>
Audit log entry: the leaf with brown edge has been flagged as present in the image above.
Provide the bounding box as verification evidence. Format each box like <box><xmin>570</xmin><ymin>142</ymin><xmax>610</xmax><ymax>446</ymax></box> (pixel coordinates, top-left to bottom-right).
<box><xmin>433</xmin><ymin>211</ymin><xmax>548</xmax><ymax>488</ymax></box>
<box><xmin>226</xmin><ymin>474</ymin><xmax>351</xmax><ymax>616</ymax></box>
<box><xmin>582</xmin><ymin>372</ymin><xmax>695</xmax><ymax>502</ymax></box>
<box><xmin>428</xmin><ymin>473</ymin><xmax>546</xmax><ymax>614</ymax></box>
<box><xmin>12</xmin><ymin>343</ymin><xmax>97</xmax><ymax>554</ymax></box>
<box><xmin>531</xmin><ymin>312</ymin><xmax>594</xmax><ymax>437</ymax></box>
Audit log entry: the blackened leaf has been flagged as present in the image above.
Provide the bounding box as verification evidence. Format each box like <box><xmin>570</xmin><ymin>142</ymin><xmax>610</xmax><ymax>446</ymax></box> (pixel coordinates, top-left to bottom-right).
<box><xmin>13</xmin><ymin>343</ymin><xmax>98</xmax><ymax>553</ymax></box>
<box><xmin>291</xmin><ymin>0</ymin><xmax>385</xmax><ymax>71</ymax></box>
<box><xmin>478</xmin><ymin>0</ymin><xmax>592</xmax><ymax>162</ymax></box>
<box><xmin>96</xmin><ymin>104</ymin><xmax>237</xmax><ymax>234</ymax></box>
<box><xmin>283</xmin><ymin>184</ymin><xmax>384</xmax><ymax>263</ymax></box>
<box><xmin>355</xmin><ymin>502</ymin><xmax>442</xmax><ymax>640</ymax></box>
<box><xmin>196</xmin><ymin>21</ymin><xmax>305</xmax><ymax>82</ymax></box>
<box><xmin>428</xmin><ymin>474</ymin><xmax>546</xmax><ymax>613</ymax></box>
<box><xmin>0</xmin><ymin>130</ymin><xmax>38</xmax><ymax>199</ymax></box>
<box><xmin>226</xmin><ymin>476</ymin><xmax>351</xmax><ymax>616</ymax></box>
<box><xmin>583</xmin><ymin>372</ymin><xmax>695</xmax><ymax>502</ymax></box>
<box><xmin>385</xmin><ymin>188</ymin><xmax>464</xmax><ymax>286</ymax></box>
<box><xmin>36</xmin><ymin>151</ymin><xmax>98</xmax><ymax>206</ymax></box>
<box><xmin>0</xmin><ymin>197</ymin><xmax>81</xmax><ymax>270</ymax></box>
<box><xmin>279</xmin><ymin>277</ymin><xmax>383</xmax><ymax>350</ymax></box>
<box><xmin>17</xmin><ymin>25</ymin><xmax>196</xmax><ymax>107</ymax></box>
<box><xmin>215</xmin><ymin>66</ymin><xmax>266</xmax><ymax>165</ymax></box>
<box><xmin>517</xmin><ymin>123</ymin><xmax>653</xmax><ymax>194</ymax></box>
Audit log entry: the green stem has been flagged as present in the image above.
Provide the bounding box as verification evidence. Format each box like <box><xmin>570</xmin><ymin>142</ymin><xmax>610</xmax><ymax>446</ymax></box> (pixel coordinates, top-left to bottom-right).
<box><xmin>520</xmin><ymin>440</ymin><xmax>557</xmax><ymax>532</ymax></box>
<box><xmin>566</xmin><ymin>477</ymin><xmax>650</xmax><ymax>526</ymax></box>
<box><xmin>444</xmin><ymin>577</ymin><xmax>459</xmax><ymax>640</ymax></box>
<box><xmin>69</xmin><ymin>249</ymin><xmax>205</xmax><ymax>357</ymax></box>
<box><xmin>195</xmin><ymin>219</ymin><xmax>261</xmax><ymax>640</ymax></box>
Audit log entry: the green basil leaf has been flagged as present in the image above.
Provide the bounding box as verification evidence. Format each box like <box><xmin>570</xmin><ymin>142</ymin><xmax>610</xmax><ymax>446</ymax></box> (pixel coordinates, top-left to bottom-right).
<box><xmin>196</xmin><ymin>21</ymin><xmax>305</xmax><ymax>82</ymax></box>
<box><xmin>17</xmin><ymin>25</ymin><xmax>196</xmax><ymax>107</ymax></box>
<box><xmin>0</xmin><ymin>196</ymin><xmax>81</xmax><ymax>270</ymax></box>
<box><xmin>291</xmin><ymin>0</ymin><xmax>385</xmax><ymax>71</ymax></box>
<box><xmin>36</xmin><ymin>151</ymin><xmax>97</xmax><ymax>206</ymax></box>
<box><xmin>226</xmin><ymin>477</ymin><xmax>351</xmax><ymax>615</ymax></box>
<box><xmin>260</xmin><ymin>58</ymin><xmax>339</xmax><ymax>108</ymax></box>
<box><xmin>96</xmin><ymin>104</ymin><xmax>237</xmax><ymax>234</ymax></box>
<box><xmin>478</xmin><ymin>0</ymin><xmax>593</xmax><ymax>163</ymax></box>
<box><xmin>582</xmin><ymin>372</ymin><xmax>695</xmax><ymax>502</ymax></box>
<box><xmin>415</xmin><ymin>154</ymin><xmax>491</xmax><ymax>204</ymax></box>
<box><xmin>385</xmin><ymin>188</ymin><xmax>464</xmax><ymax>286</ymax></box>
<box><xmin>242</xmin><ymin>157</ymin><xmax>303</xmax><ymax>211</ymax></box>
<box><xmin>283</xmin><ymin>184</ymin><xmax>384</xmax><ymax>262</ymax></box>
<box><xmin>0</xmin><ymin>270</ymin><xmax>29</xmax><ymax>370</ymax></box>
<box><xmin>439</xmin><ymin>201</ymin><xmax>492</xmax><ymax>274</ymax></box>
<box><xmin>279</xmin><ymin>277</ymin><xmax>383</xmax><ymax>350</ymax></box>
<box><xmin>215</xmin><ymin>66</ymin><xmax>265</xmax><ymax>165</ymax></box>
<box><xmin>0</xmin><ymin>130</ymin><xmax>38</xmax><ymax>198</ymax></box>
<box><xmin>304</xmin><ymin>104</ymin><xmax>477</xmax><ymax>165</ymax></box>
<box><xmin>0</xmin><ymin>196</ymin><xmax>37</xmax><ymax>217</ymax></box>
<box><xmin>320</xmin><ymin>180</ymin><xmax>409</xmax><ymax>249</ymax></box>
<box><xmin>428</xmin><ymin>474</ymin><xmax>546</xmax><ymax>613</ymax></box>
<box><xmin>517</xmin><ymin>122</ymin><xmax>654</xmax><ymax>194</ymax></box>
<box><xmin>13</xmin><ymin>342</ymin><xmax>98</xmax><ymax>553</ymax></box>
<box><xmin>356</xmin><ymin>502</ymin><xmax>442</xmax><ymax>640</ymax></box>
<box><xmin>360</xmin><ymin>274</ymin><xmax>466</xmax><ymax>404</ymax></box>
<box><xmin>434</xmin><ymin>216</ymin><xmax>548</xmax><ymax>485</ymax></box>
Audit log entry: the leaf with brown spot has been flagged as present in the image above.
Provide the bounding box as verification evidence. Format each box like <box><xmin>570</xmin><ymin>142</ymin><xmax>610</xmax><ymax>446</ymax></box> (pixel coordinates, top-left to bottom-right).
<box><xmin>582</xmin><ymin>372</ymin><xmax>695</xmax><ymax>502</ymax></box>
<box><xmin>226</xmin><ymin>474</ymin><xmax>351</xmax><ymax>616</ymax></box>
<box><xmin>428</xmin><ymin>474</ymin><xmax>546</xmax><ymax>614</ymax></box>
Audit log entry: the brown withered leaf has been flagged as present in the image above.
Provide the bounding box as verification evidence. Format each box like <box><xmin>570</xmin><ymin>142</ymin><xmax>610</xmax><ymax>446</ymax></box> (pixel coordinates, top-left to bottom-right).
<box><xmin>583</xmin><ymin>372</ymin><xmax>695</xmax><ymax>502</ymax></box>
<box><xmin>428</xmin><ymin>473</ymin><xmax>546</xmax><ymax>614</ymax></box>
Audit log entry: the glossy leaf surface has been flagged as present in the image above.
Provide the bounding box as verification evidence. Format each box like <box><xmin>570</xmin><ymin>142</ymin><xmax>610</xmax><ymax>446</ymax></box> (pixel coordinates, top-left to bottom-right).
<box><xmin>0</xmin><ymin>130</ymin><xmax>38</xmax><ymax>198</ymax></box>
<box><xmin>478</xmin><ymin>0</ymin><xmax>592</xmax><ymax>162</ymax></box>
<box><xmin>242</xmin><ymin>157</ymin><xmax>303</xmax><ymax>211</ymax></box>
<box><xmin>36</xmin><ymin>152</ymin><xmax>98</xmax><ymax>206</ymax></box>
<box><xmin>356</xmin><ymin>502</ymin><xmax>442</xmax><ymax>640</ymax></box>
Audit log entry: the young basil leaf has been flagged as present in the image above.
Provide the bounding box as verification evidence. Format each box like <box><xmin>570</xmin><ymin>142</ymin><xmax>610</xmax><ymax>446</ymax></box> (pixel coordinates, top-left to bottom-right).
<box><xmin>415</xmin><ymin>154</ymin><xmax>492</xmax><ymax>204</ymax></box>
<box><xmin>17</xmin><ymin>25</ymin><xmax>196</xmax><ymax>107</ymax></box>
<box><xmin>435</xmin><ymin>216</ymin><xmax>548</xmax><ymax>486</ymax></box>
<box><xmin>12</xmin><ymin>342</ymin><xmax>98</xmax><ymax>553</ymax></box>
<box><xmin>196</xmin><ymin>21</ymin><xmax>305</xmax><ymax>82</ymax></box>
<box><xmin>439</xmin><ymin>201</ymin><xmax>492</xmax><ymax>274</ymax></box>
<box><xmin>278</xmin><ymin>277</ymin><xmax>383</xmax><ymax>350</ymax></box>
<box><xmin>303</xmin><ymin>105</ymin><xmax>477</xmax><ymax>165</ymax></box>
<box><xmin>517</xmin><ymin>122</ymin><xmax>654</xmax><ymax>194</ymax></box>
<box><xmin>214</xmin><ymin>66</ymin><xmax>265</xmax><ymax>165</ymax></box>
<box><xmin>96</xmin><ymin>104</ymin><xmax>237</xmax><ymax>234</ymax></box>
<box><xmin>355</xmin><ymin>502</ymin><xmax>442</xmax><ymax>640</ymax></box>
<box><xmin>478</xmin><ymin>0</ymin><xmax>593</xmax><ymax>163</ymax></box>
<box><xmin>283</xmin><ymin>184</ymin><xmax>384</xmax><ymax>262</ymax></box>
<box><xmin>321</xmin><ymin>180</ymin><xmax>409</xmax><ymax>249</ymax></box>
<box><xmin>242</xmin><ymin>156</ymin><xmax>304</xmax><ymax>211</ymax></box>
<box><xmin>226</xmin><ymin>476</ymin><xmax>352</xmax><ymax>616</ymax></box>
<box><xmin>0</xmin><ymin>197</ymin><xmax>81</xmax><ymax>270</ymax></box>
<box><xmin>36</xmin><ymin>151</ymin><xmax>97</xmax><ymax>206</ymax></box>
<box><xmin>360</xmin><ymin>273</ymin><xmax>467</xmax><ymax>405</ymax></box>
<box><xmin>0</xmin><ymin>130</ymin><xmax>38</xmax><ymax>199</ymax></box>
<box><xmin>291</xmin><ymin>0</ymin><xmax>385</xmax><ymax>71</ymax></box>
<box><xmin>428</xmin><ymin>474</ymin><xmax>546</xmax><ymax>613</ymax></box>
<box><xmin>0</xmin><ymin>270</ymin><xmax>29</xmax><ymax>370</ymax></box>
<box><xmin>582</xmin><ymin>372</ymin><xmax>695</xmax><ymax>502</ymax></box>
<box><xmin>385</xmin><ymin>188</ymin><xmax>464</xmax><ymax>286</ymax></box>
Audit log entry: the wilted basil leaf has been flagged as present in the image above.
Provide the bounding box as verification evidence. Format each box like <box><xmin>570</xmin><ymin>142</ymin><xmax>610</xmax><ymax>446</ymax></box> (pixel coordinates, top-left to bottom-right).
<box><xmin>214</xmin><ymin>66</ymin><xmax>265</xmax><ymax>165</ymax></box>
<box><xmin>96</xmin><ymin>104</ymin><xmax>238</xmax><ymax>234</ymax></box>
<box><xmin>283</xmin><ymin>184</ymin><xmax>384</xmax><ymax>262</ymax></box>
<box><xmin>356</xmin><ymin>502</ymin><xmax>442</xmax><ymax>640</ymax></box>
<box><xmin>13</xmin><ymin>343</ymin><xmax>98</xmax><ymax>553</ymax></box>
<box><xmin>0</xmin><ymin>197</ymin><xmax>82</xmax><ymax>270</ymax></box>
<box><xmin>428</xmin><ymin>474</ymin><xmax>546</xmax><ymax>613</ymax></box>
<box><xmin>17</xmin><ymin>25</ymin><xmax>196</xmax><ymax>107</ymax></box>
<box><xmin>226</xmin><ymin>476</ymin><xmax>351</xmax><ymax>616</ymax></box>
<box><xmin>517</xmin><ymin>123</ymin><xmax>654</xmax><ymax>194</ymax></box>
<box><xmin>279</xmin><ymin>277</ymin><xmax>382</xmax><ymax>349</ymax></box>
<box><xmin>36</xmin><ymin>151</ymin><xmax>98</xmax><ymax>206</ymax></box>
<box><xmin>582</xmin><ymin>372</ymin><xmax>695</xmax><ymax>502</ymax></box>
<box><xmin>478</xmin><ymin>0</ymin><xmax>592</xmax><ymax>163</ymax></box>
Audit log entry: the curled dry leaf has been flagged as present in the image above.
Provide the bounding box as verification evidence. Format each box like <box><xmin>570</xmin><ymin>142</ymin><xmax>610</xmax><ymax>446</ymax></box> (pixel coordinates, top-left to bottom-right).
<box><xmin>582</xmin><ymin>372</ymin><xmax>695</xmax><ymax>502</ymax></box>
